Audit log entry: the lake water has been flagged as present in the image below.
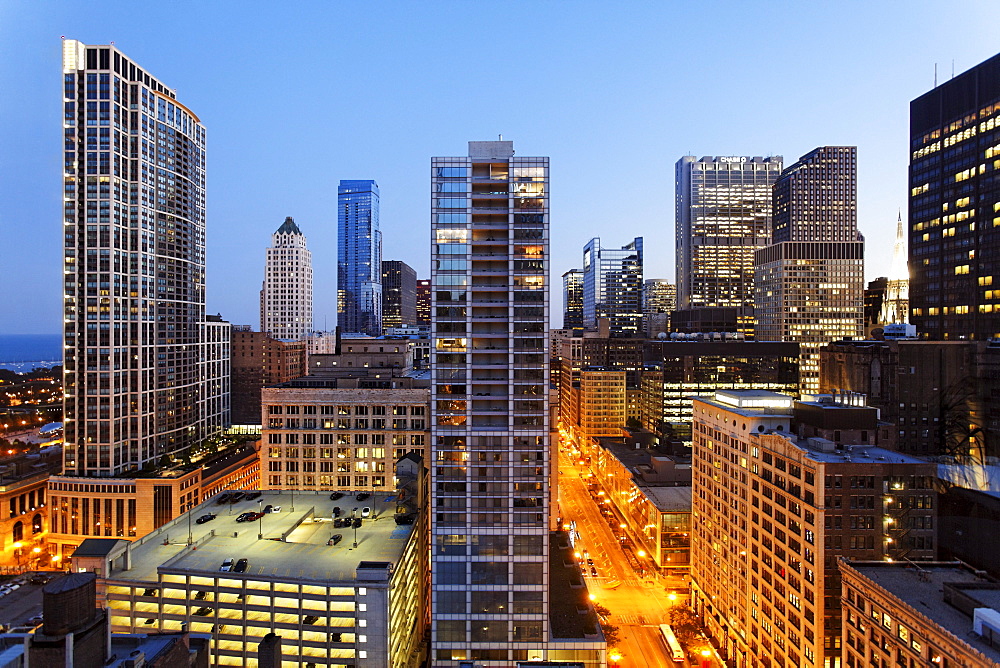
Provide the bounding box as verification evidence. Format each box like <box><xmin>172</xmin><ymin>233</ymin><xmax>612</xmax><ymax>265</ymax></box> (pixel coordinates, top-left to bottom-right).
<box><xmin>0</xmin><ymin>334</ymin><xmax>62</xmax><ymax>372</ymax></box>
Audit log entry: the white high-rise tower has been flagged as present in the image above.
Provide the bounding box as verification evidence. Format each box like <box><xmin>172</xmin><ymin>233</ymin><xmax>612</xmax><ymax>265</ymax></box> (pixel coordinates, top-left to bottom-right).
<box><xmin>261</xmin><ymin>217</ymin><xmax>314</xmax><ymax>340</ymax></box>
<box><xmin>880</xmin><ymin>212</ymin><xmax>910</xmax><ymax>325</ymax></box>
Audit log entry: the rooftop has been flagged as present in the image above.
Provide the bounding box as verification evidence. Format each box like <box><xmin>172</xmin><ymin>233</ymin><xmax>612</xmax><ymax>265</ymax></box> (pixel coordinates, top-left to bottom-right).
<box><xmin>846</xmin><ymin>561</ymin><xmax>1000</xmax><ymax>663</ymax></box>
<box><xmin>640</xmin><ymin>486</ymin><xmax>692</xmax><ymax>511</ymax></box>
<box><xmin>104</xmin><ymin>491</ymin><xmax>415</xmax><ymax>585</ymax></box>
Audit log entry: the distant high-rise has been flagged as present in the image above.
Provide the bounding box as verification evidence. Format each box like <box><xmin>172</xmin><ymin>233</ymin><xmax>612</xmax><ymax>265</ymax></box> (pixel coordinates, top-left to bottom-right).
<box><xmin>415</xmin><ymin>279</ymin><xmax>431</xmax><ymax>326</ymax></box>
<box><xmin>562</xmin><ymin>269</ymin><xmax>584</xmax><ymax>329</ymax></box>
<box><xmin>582</xmin><ymin>237</ymin><xmax>643</xmax><ymax>337</ymax></box>
<box><xmin>381</xmin><ymin>260</ymin><xmax>417</xmax><ymax>328</ymax></box>
<box><xmin>642</xmin><ymin>278</ymin><xmax>676</xmax><ymax>336</ymax></box>
<box><xmin>260</xmin><ymin>216</ymin><xmax>313</xmax><ymax>340</ymax></box>
<box><xmin>337</xmin><ymin>180</ymin><xmax>382</xmax><ymax>336</ymax></box>
<box><xmin>60</xmin><ymin>40</ymin><xmax>226</xmax><ymax>476</ymax></box>
<box><xmin>755</xmin><ymin>147</ymin><xmax>864</xmax><ymax>394</ymax></box>
<box><xmin>909</xmin><ymin>53</ymin><xmax>1000</xmax><ymax>340</ymax></box>
<box><xmin>676</xmin><ymin>156</ymin><xmax>782</xmax><ymax>315</ymax></box>
<box><xmin>430</xmin><ymin>141</ymin><xmax>556</xmax><ymax>664</ymax></box>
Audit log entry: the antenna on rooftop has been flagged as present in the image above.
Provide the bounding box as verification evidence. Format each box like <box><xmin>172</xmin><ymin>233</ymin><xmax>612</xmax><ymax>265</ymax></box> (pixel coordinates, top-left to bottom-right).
<box><xmin>499</xmin><ymin>134</ymin><xmax>503</xmax><ymax>141</ymax></box>
<box><xmin>934</xmin><ymin>63</ymin><xmax>937</xmax><ymax>88</ymax></box>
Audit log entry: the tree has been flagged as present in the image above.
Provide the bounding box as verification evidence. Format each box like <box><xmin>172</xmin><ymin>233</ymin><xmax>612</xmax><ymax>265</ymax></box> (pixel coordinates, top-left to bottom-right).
<box><xmin>601</xmin><ymin>621</ymin><xmax>621</xmax><ymax>646</ymax></box>
<box><xmin>668</xmin><ymin>606</ymin><xmax>702</xmax><ymax>654</ymax></box>
<box><xmin>625</xmin><ymin>417</ymin><xmax>642</xmax><ymax>431</ymax></box>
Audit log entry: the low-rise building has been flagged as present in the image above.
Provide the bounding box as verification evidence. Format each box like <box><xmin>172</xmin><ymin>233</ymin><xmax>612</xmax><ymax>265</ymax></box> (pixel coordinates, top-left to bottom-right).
<box><xmin>230</xmin><ymin>327</ymin><xmax>308</xmax><ymax>427</ymax></box>
<box><xmin>260</xmin><ymin>385</ymin><xmax>428</xmax><ymax>492</ymax></box>
<box><xmin>47</xmin><ymin>444</ymin><xmax>260</xmax><ymax>561</ymax></box>
<box><xmin>840</xmin><ymin>561</ymin><xmax>1000</xmax><ymax>668</ymax></box>
<box><xmin>0</xmin><ymin>449</ymin><xmax>61</xmax><ymax>570</ymax></box>
<box><xmin>71</xmin><ymin>491</ymin><xmax>425</xmax><ymax>667</ymax></box>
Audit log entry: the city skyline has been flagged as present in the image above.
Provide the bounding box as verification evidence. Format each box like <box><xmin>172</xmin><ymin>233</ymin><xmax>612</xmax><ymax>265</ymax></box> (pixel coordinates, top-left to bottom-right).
<box><xmin>3</xmin><ymin>3</ymin><xmax>1000</xmax><ymax>334</ymax></box>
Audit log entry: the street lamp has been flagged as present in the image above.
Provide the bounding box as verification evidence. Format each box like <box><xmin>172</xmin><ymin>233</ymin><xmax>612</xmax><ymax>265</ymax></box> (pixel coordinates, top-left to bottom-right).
<box><xmin>186</xmin><ymin>502</ymin><xmax>194</xmax><ymax>545</ymax></box>
<box><xmin>609</xmin><ymin>651</ymin><xmax>622</xmax><ymax>667</ymax></box>
<box><xmin>700</xmin><ymin>649</ymin><xmax>712</xmax><ymax>668</ymax></box>
<box><xmin>258</xmin><ymin>500</ymin><xmax>263</xmax><ymax>540</ymax></box>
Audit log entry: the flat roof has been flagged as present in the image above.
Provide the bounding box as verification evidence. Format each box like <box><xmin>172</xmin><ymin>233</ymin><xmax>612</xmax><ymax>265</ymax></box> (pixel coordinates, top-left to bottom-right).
<box><xmin>640</xmin><ymin>486</ymin><xmax>691</xmax><ymax>511</ymax></box>
<box><xmin>847</xmin><ymin>562</ymin><xmax>1000</xmax><ymax>663</ymax></box>
<box><xmin>109</xmin><ymin>491</ymin><xmax>415</xmax><ymax>585</ymax></box>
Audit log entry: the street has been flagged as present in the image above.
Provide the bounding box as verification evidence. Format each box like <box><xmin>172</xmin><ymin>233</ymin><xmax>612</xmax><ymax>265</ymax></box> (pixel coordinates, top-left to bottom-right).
<box><xmin>556</xmin><ymin>446</ymin><xmax>691</xmax><ymax>668</ymax></box>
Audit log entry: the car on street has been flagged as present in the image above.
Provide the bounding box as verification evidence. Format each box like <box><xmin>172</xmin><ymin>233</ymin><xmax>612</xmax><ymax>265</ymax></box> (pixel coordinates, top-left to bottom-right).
<box><xmin>196</xmin><ymin>513</ymin><xmax>216</xmax><ymax>524</ymax></box>
<box><xmin>590</xmin><ymin>566</ymin><xmax>598</xmax><ymax>576</ymax></box>
<box><xmin>220</xmin><ymin>558</ymin><xmax>234</xmax><ymax>572</ymax></box>
<box><xmin>234</xmin><ymin>558</ymin><xmax>249</xmax><ymax>573</ymax></box>
<box><xmin>329</xmin><ymin>492</ymin><xmax>343</xmax><ymax>501</ymax></box>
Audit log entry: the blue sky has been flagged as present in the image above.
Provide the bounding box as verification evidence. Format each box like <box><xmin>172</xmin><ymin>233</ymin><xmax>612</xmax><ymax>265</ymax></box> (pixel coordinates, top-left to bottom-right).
<box><xmin>2</xmin><ymin>1</ymin><xmax>999</xmax><ymax>335</ymax></box>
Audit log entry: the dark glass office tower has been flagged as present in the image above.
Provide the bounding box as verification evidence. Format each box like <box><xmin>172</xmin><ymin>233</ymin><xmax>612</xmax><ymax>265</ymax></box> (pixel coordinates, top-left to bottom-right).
<box><xmin>382</xmin><ymin>260</ymin><xmax>417</xmax><ymax>328</ymax></box>
<box><xmin>561</xmin><ymin>269</ymin><xmax>583</xmax><ymax>329</ymax></box>
<box><xmin>910</xmin><ymin>52</ymin><xmax>1000</xmax><ymax>340</ymax></box>
<box><xmin>581</xmin><ymin>237</ymin><xmax>643</xmax><ymax>337</ymax></box>
<box><xmin>337</xmin><ymin>180</ymin><xmax>382</xmax><ymax>336</ymax></box>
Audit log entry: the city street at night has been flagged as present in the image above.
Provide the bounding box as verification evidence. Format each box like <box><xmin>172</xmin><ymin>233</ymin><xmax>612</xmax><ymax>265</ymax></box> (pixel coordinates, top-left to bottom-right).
<box><xmin>557</xmin><ymin>445</ymin><xmax>693</xmax><ymax>667</ymax></box>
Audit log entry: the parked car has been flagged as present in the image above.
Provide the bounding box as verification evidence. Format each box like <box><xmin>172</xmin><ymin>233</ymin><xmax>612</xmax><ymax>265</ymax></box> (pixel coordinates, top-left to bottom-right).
<box><xmin>332</xmin><ymin>506</ymin><xmax>341</xmax><ymax>517</ymax></box>
<box><xmin>329</xmin><ymin>534</ymin><xmax>343</xmax><ymax>546</ymax></box>
<box><xmin>361</xmin><ymin>507</ymin><xmax>371</xmax><ymax>518</ymax></box>
<box><xmin>235</xmin><ymin>513</ymin><xmax>252</xmax><ymax>523</ymax></box>
<box><xmin>234</xmin><ymin>558</ymin><xmax>249</xmax><ymax>573</ymax></box>
<box><xmin>192</xmin><ymin>607</ymin><xmax>214</xmax><ymax>617</ymax></box>
<box><xmin>245</xmin><ymin>491</ymin><xmax>262</xmax><ymax>501</ymax></box>
<box><xmin>266</xmin><ymin>505</ymin><xmax>281</xmax><ymax>513</ymax></box>
<box><xmin>303</xmin><ymin>615</ymin><xmax>319</xmax><ymax>625</ymax></box>
<box><xmin>394</xmin><ymin>514</ymin><xmax>415</xmax><ymax>525</ymax></box>
<box><xmin>352</xmin><ymin>518</ymin><xmax>362</xmax><ymax>528</ymax></box>
<box><xmin>333</xmin><ymin>518</ymin><xmax>343</xmax><ymax>528</ymax></box>
<box><xmin>329</xmin><ymin>492</ymin><xmax>343</xmax><ymax>501</ymax></box>
<box><xmin>228</xmin><ymin>492</ymin><xmax>245</xmax><ymax>503</ymax></box>
<box><xmin>195</xmin><ymin>513</ymin><xmax>216</xmax><ymax>524</ymax></box>
<box><xmin>263</xmin><ymin>504</ymin><xmax>272</xmax><ymax>513</ymax></box>
<box><xmin>215</xmin><ymin>493</ymin><xmax>232</xmax><ymax>505</ymax></box>
<box><xmin>355</xmin><ymin>492</ymin><xmax>370</xmax><ymax>501</ymax></box>
<box><xmin>220</xmin><ymin>559</ymin><xmax>234</xmax><ymax>572</ymax></box>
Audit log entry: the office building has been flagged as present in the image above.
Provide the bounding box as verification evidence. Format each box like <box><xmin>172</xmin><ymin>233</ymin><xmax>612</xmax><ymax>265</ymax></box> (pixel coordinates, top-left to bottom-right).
<box><xmin>338</xmin><ymin>180</ymin><xmax>382</xmax><ymax>337</ymax></box>
<box><xmin>382</xmin><ymin>260</ymin><xmax>417</xmax><ymax>328</ymax></box>
<box><xmin>72</xmin><ymin>491</ymin><xmax>425</xmax><ymax>667</ymax></box>
<box><xmin>430</xmin><ymin>141</ymin><xmax>603</xmax><ymax>666</ymax></box>
<box><xmin>909</xmin><ymin>52</ymin><xmax>1000</xmax><ymax>340</ymax></box>
<box><xmin>755</xmin><ymin>147</ymin><xmax>864</xmax><ymax>394</ymax></box>
<box><xmin>230</xmin><ymin>326</ymin><xmax>307</xmax><ymax>426</ymax></box>
<box><xmin>260</xmin><ymin>385</ymin><xmax>428</xmax><ymax>492</ymax></box>
<box><xmin>639</xmin><ymin>338</ymin><xmax>800</xmax><ymax>446</ymax></box>
<box><xmin>863</xmin><ymin>277</ymin><xmax>889</xmax><ymax>333</ymax></box>
<box><xmin>415</xmin><ymin>279</ymin><xmax>431</xmax><ymax>326</ymax></box>
<box><xmin>642</xmin><ymin>278</ymin><xmax>676</xmax><ymax>336</ymax></box>
<box><xmin>260</xmin><ymin>216</ymin><xmax>313</xmax><ymax>340</ymax></box>
<box><xmin>553</xmin><ymin>328</ymin><xmax>645</xmax><ymax>426</ymax></box>
<box><xmin>675</xmin><ymin>156</ymin><xmax>782</xmax><ymax>324</ymax></box>
<box><xmin>61</xmin><ymin>39</ymin><xmax>227</xmax><ymax>476</ymax></box>
<box><xmin>840</xmin><ymin>561</ymin><xmax>1000</xmax><ymax>668</ymax></box>
<box><xmin>562</xmin><ymin>269</ymin><xmax>584</xmax><ymax>329</ymax></box>
<box><xmin>691</xmin><ymin>390</ymin><xmax>936</xmax><ymax>668</ymax></box>
<box><xmin>558</xmin><ymin>365</ymin><xmax>627</xmax><ymax>449</ymax></box>
<box><xmin>582</xmin><ymin>237</ymin><xmax>643</xmax><ymax>337</ymax></box>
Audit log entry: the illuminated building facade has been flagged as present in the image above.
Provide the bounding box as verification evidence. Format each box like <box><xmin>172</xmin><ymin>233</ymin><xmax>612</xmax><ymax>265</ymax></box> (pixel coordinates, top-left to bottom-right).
<box><xmin>909</xmin><ymin>52</ymin><xmax>1000</xmax><ymax>340</ymax></box>
<box><xmin>382</xmin><ymin>260</ymin><xmax>417</xmax><ymax>328</ymax></box>
<box><xmin>430</xmin><ymin>142</ymin><xmax>600</xmax><ymax>666</ymax></box>
<box><xmin>690</xmin><ymin>390</ymin><xmax>936</xmax><ymax>668</ymax></box>
<box><xmin>582</xmin><ymin>237</ymin><xmax>643</xmax><ymax>338</ymax></box>
<box><xmin>562</xmin><ymin>269</ymin><xmax>584</xmax><ymax>329</ymax></box>
<box><xmin>755</xmin><ymin>147</ymin><xmax>864</xmax><ymax>394</ymax></box>
<box><xmin>338</xmin><ymin>180</ymin><xmax>382</xmax><ymax>337</ymax></box>
<box><xmin>675</xmin><ymin>156</ymin><xmax>782</xmax><ymax>320</ymax></box>
<box><xmin>261</xmin><ymin>216</ymin><xmax>313</xmax><ymax>340</ymax></box>
<box><xmin>642</xmin><ymin>278</ymin><xmax>676</xmax><ymax>336</ymax></box>
<box><xmin>60</xmin><ymin>40</ymin><xmax>227</xmax><ymax>477</ymax></box>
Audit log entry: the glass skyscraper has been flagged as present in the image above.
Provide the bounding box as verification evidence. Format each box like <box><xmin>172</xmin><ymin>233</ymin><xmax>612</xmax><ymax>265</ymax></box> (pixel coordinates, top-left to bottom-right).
<box><xmin>581</xmin><ymin>237</ymin><xmax>643</xmax><ymax>337</ymax></box>
<box><xmin>430</xmin><ymin>141</ymin><xmax>552</xmax><ymax>665</ymax></box>
<box><xmin>337</xmin><ymin>179</ymin><xmax>382</xmax><ymax>336</ymax></box>
<box><xmin>675</xmin><ymin>156</ymin><xmax>782</xmax><ymax>313</ymax></box>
